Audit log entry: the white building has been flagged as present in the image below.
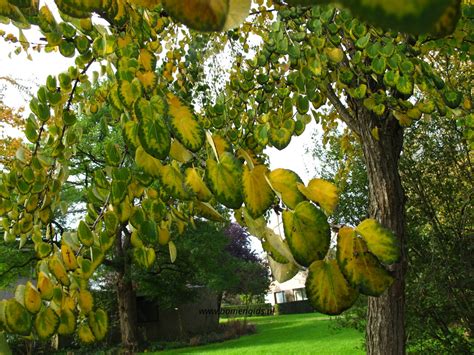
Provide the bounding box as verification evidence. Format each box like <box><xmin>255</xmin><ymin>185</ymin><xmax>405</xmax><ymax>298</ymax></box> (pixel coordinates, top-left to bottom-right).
<box><xmin>265</xmin><ymin>270</ymin><xmax>308</xmax><ymax>306</ymax></box>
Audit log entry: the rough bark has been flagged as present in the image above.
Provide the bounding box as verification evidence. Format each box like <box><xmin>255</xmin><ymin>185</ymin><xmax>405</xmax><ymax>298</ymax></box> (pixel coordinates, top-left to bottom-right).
<box><xmin>357</xmin><ymin>108</ymin><xmax>407</xmax><ymax>355</ymax></box>
<box><xmin>116</xmin><ymin>228</ymin><xmax>138</xmax><ymax>353</ymax></box>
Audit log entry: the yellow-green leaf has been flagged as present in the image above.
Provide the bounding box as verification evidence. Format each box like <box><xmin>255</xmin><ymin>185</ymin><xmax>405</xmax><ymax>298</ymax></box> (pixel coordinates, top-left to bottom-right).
<box><xmin>37</xmin><ymin>272</ymin><xmax>54</xmax><ymax>300</ymax></box>
<box><xmin>296</xmin><ymin>179</ymin><xmax>339</xmax><ymax>215</ymax></box>
<box><xmin>34</xmin><ymin>307</ymin><xmax>59</xmax><ymax>339</ymax></box>
<box><xmin>5</xmin><ymin>300</ymin><xmax>32</xmax><ymax>336</ymax></box>
<box><xmin>167</xmin><ymin>93</ymin><xmax>205</xmax><ymax>152</ymax></box>
<box><xmin>48</xmin><ymin>256</ymin><xmax>70</xmax><ymax>286</ymax></box>
<box><xmin>24</xmin><ymin>281</ymin><xmax>42</xmax><ymax>314</ymax></box>
<box><xmin>160</xmin><ymin>164</ymin><xmax>190</xmax><ymax>200</ymax></box>
<box><xmin>169</xmin><ymin>240</ymin><xmax>177</xmax><ymax>263</ymax></box>
<box><xmin>88</xmin><ymin>309</ymin><xmax>108</xmax><ymax>341</ymax></box>
<box><xmin>58</xmin><ymin>308</ymin><xmax>76</xmax><ymax>335</ymax></box>
<box><xmin>305</xmin><ymin>260</ymin><xmax>359</xmax><ymax>315</ymax></box>
<box><xmin>133</xmin><ymin>246</ymin><xmax>156</xmax><ymax>269</ymax></box>
<box><xmin>205</xmin><ymin>152</ymin><xmax>243</xmax><ymax>209</ymax></box>
<box><xmin>170</xmin><ymin>139</ymin><xmax>193</xmax><ymax>163</ymax></box>
<box><xmin>356</xmin><ymin>219</ymin><xmax>400</xmax><ymax>264</ymax></box>
<box><xmin>162</xmin><ymin>0</ymin><xmax>229</xmax><ymax>32</ymax></box>
<box><xmin>138</xmin><ymin>48</ymin><xmax>157</xmax><ymax>71</ymax></box>
<box><xmin>267</xmin><ymin>255</ymin><xmax>299</xmax><ymax>283</ymax></box>
<box><xmin>185</xmin><ymin>168</ymin><xmax>213</xmax><ymax>202</ymax></box>
<box><xmin>136</xmin><ymin>98</ymin><xmax>171</xmax><ymax>160</ymax></box>
<box><xmin>135</xmin><ymin>146</ymin><xmax>163</xmax><ymax>178</ymax></box>
<box><xmin>282</xmin><ymin>201</ymin><xmax>330</xmax><ymax>267</ymax></box>
<box><xmin>194</xmin><ymin>201</ymin><xmax>226</xmax><ymax>222</ymax></box>
<box><xmin>158</xmin><ymin>226</ymin><xmax>170</xmax><ymax>246</ymax></box>
<box><xmin>77</xmin><ymin>220</ymin><xmax>94</xmax><ymax>247</ymax></box>
<box><xmin>267</xmin><ymin>169</ymin><xmax>306</xmax><ymax>210</ymax></box>
<box><xmin>243</xmin><ymin>165</ymin><xmax>275</xmax><ymax>218</ymax></box>
<box><xmin>337</xmin><ymin>226</ymin><xmax>394</xmax><ymax>296</ymax></box>
<box><xmin>78</xmin><ymin>289</ymin><xmax>94</xmax><ymax>314</ymax></box>
<box><xmin>118</xmin><ymin>78</ymin><xmax>142</xmax><ymax>108</ymax></box>
<box><xmin>223</xmin><ymin>0</ymin><xmax>251</xmax><ymax>30</ymax></box>
<box><xmin>78</xmin><ymin>323</ymin><xmax>95</xmax><ymax>344</ymax></box>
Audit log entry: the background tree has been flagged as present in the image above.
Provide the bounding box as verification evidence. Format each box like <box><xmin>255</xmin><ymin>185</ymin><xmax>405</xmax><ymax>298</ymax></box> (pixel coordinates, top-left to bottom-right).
<box><xmin>308</xmin><ymin>109</ymin><xmax>472</xmax><ymax>353</ymax></box>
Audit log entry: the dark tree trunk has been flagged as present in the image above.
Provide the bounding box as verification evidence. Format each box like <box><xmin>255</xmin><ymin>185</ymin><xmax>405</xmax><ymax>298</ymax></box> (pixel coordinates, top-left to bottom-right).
<box><xmin>357</xmin><ymin>108</ymin><xmax>407</xmax><ymax>354</ymax></box>
<box><xmin>116</xmin><ymin>228</ymin><xmax>138</xmax><ymax>353</ymax></box>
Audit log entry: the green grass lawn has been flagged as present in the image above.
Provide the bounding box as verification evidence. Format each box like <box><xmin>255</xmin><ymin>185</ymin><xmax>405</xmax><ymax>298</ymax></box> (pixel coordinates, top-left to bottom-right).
<box><xmin>149</xmin><ymin>313</ymin><xmax>365</xmax><ymax>354</ymax></box>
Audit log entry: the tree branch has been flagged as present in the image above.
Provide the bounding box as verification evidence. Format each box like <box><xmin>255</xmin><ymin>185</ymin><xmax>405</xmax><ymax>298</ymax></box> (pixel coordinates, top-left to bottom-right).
<box><xmin>325</xmin><ymin>84</ymin><xmax>359</xmax><ymax>134</ymax></box>
<box><xmin>0</xmin><ymin>256</ymin><xmax>36</xmax><ymax>279</ymax></box>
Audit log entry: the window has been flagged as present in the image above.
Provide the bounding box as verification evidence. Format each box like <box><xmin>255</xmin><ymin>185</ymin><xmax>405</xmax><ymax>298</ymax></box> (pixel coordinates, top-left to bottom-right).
<box><xmin>274</xmin><ymin>291</ymin><xmax>286</xmax><ymax>304</ymax></box>
<box><xmin>293</xmin><ymin>288</ymin><xmax>307</xmax><ymax>301</ymax></box>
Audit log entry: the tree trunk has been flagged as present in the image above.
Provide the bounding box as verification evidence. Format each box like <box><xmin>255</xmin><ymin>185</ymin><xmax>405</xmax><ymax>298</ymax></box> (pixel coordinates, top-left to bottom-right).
<box><xmin>116</xmin><ymin>228</ymin><xmax>138</xmax><ymax>353</ymax></box>
<box><xmin>358</xmin><ymin>109</ymin><xmax>407</xmax><ymax>354</ymax></box>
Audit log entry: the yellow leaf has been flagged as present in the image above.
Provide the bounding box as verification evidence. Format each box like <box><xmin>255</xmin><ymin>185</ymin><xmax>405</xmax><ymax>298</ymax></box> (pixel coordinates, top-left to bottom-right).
<box><xmin>296</xmin><ymin>179</ymin><xmax>339</xmax><ymax>215</ymax></box>
<box><xmin>78</xmin><ymin>289</ymin><xmax>94</xmax><ymax>314</ymax></box>
<box><xmin>306</xmin><ymin>260</ymin><xmax>359</xmax><ymax>315</ymax></box>
<box><xmin>185</xmin><ymin>168</ymin><xmax>213</xmax><ymax>202</ymax></box>
<box><xmin>170</xmin><ymin>139</ymin><xmax>193</xmax><ymax>163</ymax></box>
<box><xmin>24</xmin><ymin>282</ymin><xmax>42</xmax><ymax>314</ymax></box>
<box><xmin>136</xmin><ymin>71</ymin><xmax>158</xmax><ymax>92</ymax></box>
<box><xmin>138</xmin><ymin>48</ymin><xmax>157</xmax><ymax>71</ymax></box>
<box><xmin>136</xmin><ymin>97</ymin><xmax>171</xmax><ymax>160</ymax></box>
<box><xmin>37</xmin><ymin>272</ymin><xmax>54</xmax><ymax>300</ymax></box>
<box><xmin>61</xmin><ymin>243</ymin><xmax>78</xmax><ymax>270</ymax></box>
<box><xmin>169</xmin><ymin>240</ymin><xmax>177</xmax><ymax>263</ymax></box>
<box><xmin>337</xmin><ymin>226</ymin><xmax>394</xmax><ymax>296</ymax></box>
<box><xmin>48</xmin><ymin>256</ymin><xmax>70</xmax><ymax>286</ymax></box>
<box><xmin>211</xmin><ymin>134</ymin><xmax>233</xmax><ymax>159</ymax></box>
<box><xmin>356</xmin><ymin>219</ymin><xmax>401</xmax><ymax>264</ymax></box>
<box><xmin>243</xmin><ymin>165</ymin><xmax>275</xmax><ymax>218</ymax></box>
<box><xmin>158</xmin><ymin>226</ymin><xmax>170</xmax><ymax>246</ymax></box>
<box><xmin>267</xmin><ymin>169</ymin><xmax>306</xmax><ymax>209</ymax></box>
<box><xmin>193</xmin><ymin>201</ymin><xmax>226</xmax><ymax>222</ymax></box>
<box><xmin>160</xmin><ymin>164</ymin><xmax>190</xmax><ymax>200</ymax></box>
<box><xmin>135</xmin><ymin>146</ymin><xmax>163</xmax><ymax>177</ymax></box>
<box><xmin>167</xmin><ymin>93</ymin><xmax>205</xmax><ymax>152</ymax></box>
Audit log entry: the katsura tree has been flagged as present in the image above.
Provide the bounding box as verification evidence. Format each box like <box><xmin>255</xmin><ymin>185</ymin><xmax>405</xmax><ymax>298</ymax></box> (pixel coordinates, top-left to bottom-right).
<box><xmin>0</xmin><ymin>0</ymin><xmax>469</xmax><ymax>354</ymax></box>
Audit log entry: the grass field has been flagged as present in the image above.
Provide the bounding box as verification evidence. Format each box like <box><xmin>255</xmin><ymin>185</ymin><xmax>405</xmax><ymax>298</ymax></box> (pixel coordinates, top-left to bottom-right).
<box><xmin>151</xmin><ymin>313</ymin><xmax>365</xmax><ymax>354</ymax></box>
